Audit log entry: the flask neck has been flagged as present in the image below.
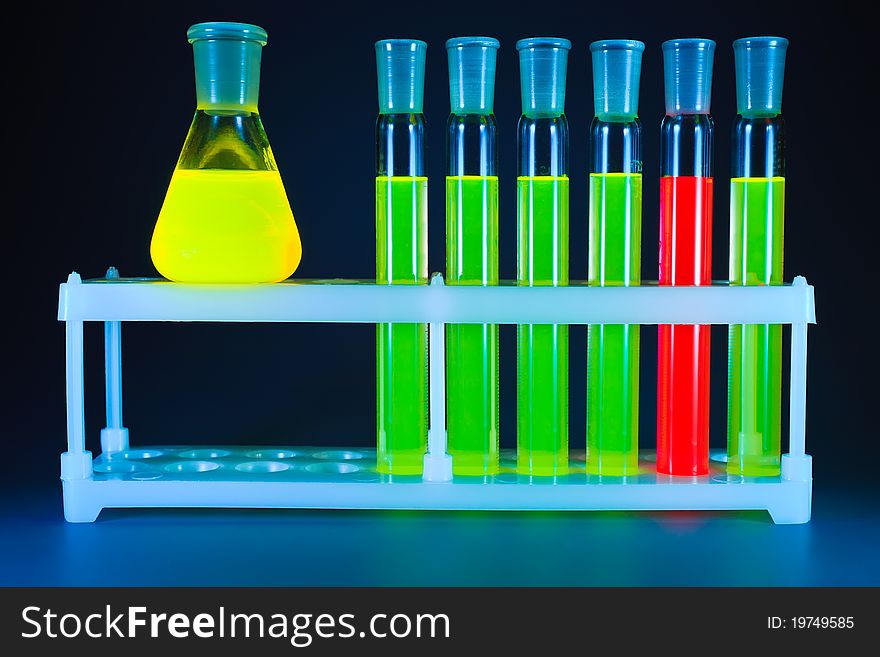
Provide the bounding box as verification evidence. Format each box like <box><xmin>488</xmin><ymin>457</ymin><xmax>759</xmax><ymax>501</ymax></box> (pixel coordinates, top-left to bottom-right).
<box><xmin>192</xmin><ymin>39</ymin><xmax>263</xmax><ymax>113</ymax></box>
<box><xmin>176</xmin><ymin>111</ymin><xmax>276</xmax><ymax>171</ymax></box>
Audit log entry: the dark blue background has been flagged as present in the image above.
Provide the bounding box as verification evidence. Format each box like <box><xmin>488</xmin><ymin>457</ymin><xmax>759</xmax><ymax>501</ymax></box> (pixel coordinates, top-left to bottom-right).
<box><xmin>3</xmin><ymin>0</ymin><xmax>877</xmax><ymax>585</ymax></box>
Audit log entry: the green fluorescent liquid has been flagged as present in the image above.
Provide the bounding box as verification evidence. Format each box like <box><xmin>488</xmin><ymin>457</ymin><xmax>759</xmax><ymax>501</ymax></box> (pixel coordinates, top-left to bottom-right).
<box><xmin>728</xmin><ymin>176</ymin><xmax>784</xmax><ymax>476</ymax></box>
<box><xmin>446</xmin><ymin>176</ymin><xmax>500</xmax><ymax>475</ymax></box>
<box><xmin>376</xmin><ymin>176</ymin><xmax>428</xmax><ymax>475</ymax></box>
<box><xmin>516</xmin><ymin>176</ymin><xmax>569</xmax><ymax>476</ymax></box>
<box><xmin>587</xmin><ymin>173</ymin><xmax>642</xmax><ymax>476</ymax></box>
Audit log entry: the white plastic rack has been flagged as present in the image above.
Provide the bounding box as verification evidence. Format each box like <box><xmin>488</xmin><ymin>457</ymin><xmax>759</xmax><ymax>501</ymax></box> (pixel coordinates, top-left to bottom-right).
<box><xmin>57</xmin><ymin>269</ymin><xmax>816</xmax><ymax>523</ymax></box>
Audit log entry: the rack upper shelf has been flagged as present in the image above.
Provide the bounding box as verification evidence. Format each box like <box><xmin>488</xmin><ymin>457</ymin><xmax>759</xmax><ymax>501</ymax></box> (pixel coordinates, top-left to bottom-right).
<box><xmin>57</xmin><ymin>272</ymin><xmax>816</xmax><ymax>325</ymax></box>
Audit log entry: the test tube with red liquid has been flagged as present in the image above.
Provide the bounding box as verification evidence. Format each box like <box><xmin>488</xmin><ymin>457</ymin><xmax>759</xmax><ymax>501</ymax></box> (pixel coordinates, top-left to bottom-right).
<box><xmin>657</xmin><ymin>39</ymin><xmax>715</xmax><ymax>476</ymax></box>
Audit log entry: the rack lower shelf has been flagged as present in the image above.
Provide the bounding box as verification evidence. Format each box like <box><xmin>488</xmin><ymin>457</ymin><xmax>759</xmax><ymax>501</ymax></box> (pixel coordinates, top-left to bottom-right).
<box><xmin>61</xmin><ymin>446</ymin><xmax>812</xmax><ymax>524</ymax></box>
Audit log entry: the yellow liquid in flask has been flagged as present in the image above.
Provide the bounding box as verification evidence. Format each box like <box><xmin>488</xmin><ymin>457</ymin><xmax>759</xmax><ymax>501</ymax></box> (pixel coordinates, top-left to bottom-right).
<box><xmin>151</xmin><ymin>169</ymin><xmax>302</xmax><ymax>283</ymax></box>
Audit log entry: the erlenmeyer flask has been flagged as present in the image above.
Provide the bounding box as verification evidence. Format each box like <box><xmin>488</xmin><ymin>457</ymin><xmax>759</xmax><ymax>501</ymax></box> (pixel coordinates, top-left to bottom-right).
<box><xmin>150</xmin><ymin>22</ymin><xmax>301</xmax><ymax>283</ymax></box>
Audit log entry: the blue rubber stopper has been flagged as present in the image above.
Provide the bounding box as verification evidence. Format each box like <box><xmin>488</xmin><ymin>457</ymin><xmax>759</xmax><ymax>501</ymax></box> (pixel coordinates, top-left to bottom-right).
<box><xmin>662</xmin><ymin>38</ymin><xmax>716</xmax><ymax>115</ymax></box>
<box><xmin>516</xmin><ymin>37</ymin><xmax>571</xmax><ymax>118</ymax></box>
<box><xmin>590</xmin><ymin>39</ymin><xmax>645</xmax><ymax>121</ymax></box>
<box><xmin>375</xmin><ymin>39</ymin><xmax>428</xmax><ymax>114</ymax></box>
<box><xmin>734</xmin><ymin>36</ymin><xmax>788</xmax><ymax>117</ymax></box>
<box><xmin>188</xmin><ymin>22</ymin><xmax>268</xmax><ymax>113</ymax></box>
<box><xmin>446</xmin><ymin>37</ymin><xmax>500</xmax><ymax>115</ymax></box>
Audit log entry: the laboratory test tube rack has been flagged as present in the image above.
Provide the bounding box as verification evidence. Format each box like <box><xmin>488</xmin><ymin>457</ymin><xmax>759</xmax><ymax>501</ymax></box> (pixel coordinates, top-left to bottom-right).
<box><xmin>57</xmin><ymin>269</ymin><xmax>816</xmax><ymax>524</ymax></box>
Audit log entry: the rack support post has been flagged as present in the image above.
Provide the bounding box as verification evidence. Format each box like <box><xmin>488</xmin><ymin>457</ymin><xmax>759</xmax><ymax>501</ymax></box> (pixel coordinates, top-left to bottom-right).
<box><xmin>61</xmin><ymin>272</ymin><xmax>93</xmax><ymax>482</ymax></box>
<box><xmin>783</xmin><ymin>277</ymin><xmax>812</xmax><ymax>481</ymax></box>
<box><xmin>423</xmin><ymin>274</ymin><xmax>453</xmax><ymax>481</ymax></box>
<box><xmin>100</xmin><ymin>267</ymin><xmax>129</xmax><ymax>454</ymax></box>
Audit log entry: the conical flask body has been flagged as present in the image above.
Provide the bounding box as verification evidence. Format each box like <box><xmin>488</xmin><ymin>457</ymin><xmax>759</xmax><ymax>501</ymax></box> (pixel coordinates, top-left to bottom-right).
<box><xmin>151</xmin><ymin>112</ymin><xmax>301</xmax><ymax>283</ymax></box>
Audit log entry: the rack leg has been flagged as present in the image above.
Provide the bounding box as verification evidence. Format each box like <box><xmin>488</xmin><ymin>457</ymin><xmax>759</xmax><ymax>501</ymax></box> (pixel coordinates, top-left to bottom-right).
<box><xmin>782</xmin><ymin>320</ymin><xmax>811</xmax><ymax>483</ymax></box>
<box><xmin>61</xmin><ymin>275</ymin><xmax>93</xmax><ymax>481</ymax></box>
<box><xmin>100</xmin><ymin>267</ymin><xmax>129</xmax><ymax>454</ymax></box>
<box><xmin>424</xmin><ymin>274</ymin><xmax>452</xmax><ymax>481</ymax></box>
<box><xmin>62</xmin><ymin>481</ymin><xmax>102</xmax><ymax>523</ymax></box>
<box><xmin>788</xmin><ymin>320</ymin><xmax>808</xmax><ymax>460</ymax></box>
<box><xmin>768</xmin><ymin>477</ymin><xmax>813</xmax><ymax>524</ymax></box>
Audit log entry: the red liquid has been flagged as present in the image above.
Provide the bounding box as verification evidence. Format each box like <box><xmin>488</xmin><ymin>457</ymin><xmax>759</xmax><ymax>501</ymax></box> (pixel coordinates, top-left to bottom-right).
<box><xmin>657</xmin><ymin>176</ymin><xmax>713</xmax><ymax>476</ymax></box>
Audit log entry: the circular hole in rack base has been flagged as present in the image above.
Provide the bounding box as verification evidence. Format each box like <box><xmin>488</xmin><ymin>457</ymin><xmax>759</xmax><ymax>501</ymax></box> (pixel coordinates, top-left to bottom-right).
<box><xmin>130</xmin><ymin>471</ymin><xmax>163</xmax><ymax>481</ymax></box>
<box><xmin>712</xmin><ymin>474</ymin><xmax>744</xmax><ymax>484</ymax></box>
<box><xmin>305</xmin><ymin>462</ymin><xmax>360</xmax><ymax>475</ymax></box>
<box><xmin>710</xmin><ymin>452</ymin><xmax>729</xmax><ymax>463</ymax></box>
<box><xmin>311</xmin><ymin>450</ymin><xmax>366</xmax><ymax>461</ymax></box>
<box><xmin>246</xmin><ymin>449</ymin><xmax>298</xmax><ymax>460</ymax></box>
<box><xmin>236</xmin><ymin>461</ymin><xmax>290</xmax><ymax>474</ymax></box>
<box><xmin>165</xmin><ymin>461</ymin><xmax>221</xmax><ymax>473</ymax></box>
<box><xmin>178</xmin><ymin>449</ymin><xmax>231</xmax><ymax>459</ymax></box>
<box><xmin>94</xmin><ymin>461</ymin><xmax>147</xmax><ymax>474</ymax></box>
<box><xmin>122</xmin><ymin>449</ymin><xmax>164</xmax><ymax>460</ymax></box>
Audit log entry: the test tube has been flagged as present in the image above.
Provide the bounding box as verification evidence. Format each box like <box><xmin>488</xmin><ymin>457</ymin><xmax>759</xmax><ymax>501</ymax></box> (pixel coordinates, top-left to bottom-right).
<box><xmin>375</xmin><ymin>39</ymin><xmax>429</xmax><ymax>475</ymax></box>
<box><xmin>445</xmin><ymin>37</ymin><xmax>501</xmax><ymax>476</ymax></box>
<box><xmin>587</xmin><ymin>40</ymin><xmax>644</xmax><ymax>476</ymax></box>
<box><xmin>515</xmin><ymin>38</ymin><xmax>571</xmax><ymax>476</ymax></box>
<box><xmin>657</xmin><ymin>39</ymin><xmax>715</xmax><ymax>476</ymax></box>
<box><xmin>728</xmin><ymin>37</ymin><xmax>788</xmax><ymax>476</ymax></box>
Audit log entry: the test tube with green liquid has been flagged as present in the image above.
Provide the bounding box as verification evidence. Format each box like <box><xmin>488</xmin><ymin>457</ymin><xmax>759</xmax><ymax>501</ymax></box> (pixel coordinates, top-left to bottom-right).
<box><xmin>728</xmin><ymin>37</ymin><xmax>788</xmax><ymax>476</ymax></box>
<box><xmin>375</xmin><ymin>40</ymin><xmax>428</xmax><ymax>475</ymax></box>
<box><xmin>445</xmin><ymin>37</ymin><xmax>501</xmax><ymax>475</ymax></box>
<box><xmin>586</xmin><ymin>40</ymin><xmax>644</xmax><ymax>476</ymax></box>
<box><xmin>515</xmin><ymin>38</ymin><xmax>571</xmax><ymax>476</ymax></box>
